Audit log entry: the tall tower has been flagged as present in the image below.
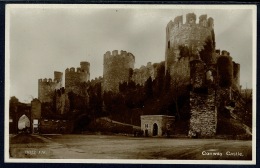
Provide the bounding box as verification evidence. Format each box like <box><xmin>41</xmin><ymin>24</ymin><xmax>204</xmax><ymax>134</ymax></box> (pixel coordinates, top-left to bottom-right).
<box><xmin>65</xmin><ymin>61</ymin><xmax>90</xmax><ymax>94</ymax></box>
<box><xmin>165</xmin><ymin>13</ymin><xmax>215</xmax><ymax>74</ymax></box>
<box><xmin>103</xmin><ymin>50</ymin><xmax>135</xmax><ymax>93</ymax></box>
<box><xmin>38</xmin><ymin>71</ymin><xmax>63</xmax><ymax>103</ymax></box>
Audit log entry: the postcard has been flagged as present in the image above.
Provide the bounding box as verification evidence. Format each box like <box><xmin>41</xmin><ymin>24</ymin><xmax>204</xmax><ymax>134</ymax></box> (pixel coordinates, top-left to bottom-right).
<box><xmin>5</xmin><ymin>4</ymin><xmax>256</xmax><ymax>164</ymax></box>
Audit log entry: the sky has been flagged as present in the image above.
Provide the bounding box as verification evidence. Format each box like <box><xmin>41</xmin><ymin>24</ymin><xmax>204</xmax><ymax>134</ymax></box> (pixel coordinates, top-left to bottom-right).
<box><xmin>7</xmin><ymin>5</ymin><xmax>255</xmax><ymax>103</ymax></box>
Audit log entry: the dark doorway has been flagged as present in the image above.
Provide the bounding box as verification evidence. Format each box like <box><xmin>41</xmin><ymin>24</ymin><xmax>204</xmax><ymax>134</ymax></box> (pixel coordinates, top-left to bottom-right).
<box><xmin>153</xmin><ymin>123</ymin><xmax>158</xmax><ymax>136</ymax></box>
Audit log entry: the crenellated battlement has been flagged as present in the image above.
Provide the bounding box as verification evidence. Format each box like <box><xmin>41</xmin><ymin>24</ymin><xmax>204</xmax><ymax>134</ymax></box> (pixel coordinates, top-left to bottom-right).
<box><xmin>167</xmin><ymin>13</ymin><xmax>214</xmax><ymax>31</ymax></box>
<box><xmin>103</xmin><ymin>50</ymin><xmax>135</xmax><ymax>92</ymax></box>
<box><xmin>186</xmin><ymin>13</ymin><xmax>196</xmax><ymax>24</ymax></box>
<box><xmin>199</xmin><ymin>14</ymin><xmax>207</xmax><ymax>27</ymax></box>
<box><xmin>90</xmin><ymin>76</ymin><xmax>103</xmax><ymax>86</ymax></box>
<box><xmin>65</xmin><ymin>62</ymin><xmax>90</xmax><ymax>94</ymax></box>
<box><xmin>55</xmin><ymin>87</ymin><xmax>66</xmax><ymax>96</ymax></box>
<box><xmin>38</xmin><ymin>71</ymin><xmax>63</xmax><ymax>84</ymax></box>
<box><xmin>104</xmin><ymin>50</ymin><xmax>135</xmax><ymax>63</ymax></box>
<box><xmin>38</xmin><ymin>71</ymin><xmax>63</xmax><ymax>103</ymax></box>
<box><xmin>65</xmin><ymin>67</ymin><xmax>82</xmax><ymax>73</ymax></box>
<box><xmin>215</xmin><ymin>49</ymin><xmax>231</xmax><ymax>57</ymax></box>
<box><xmin>65</xmin><ymin>61</ymin><xmax>90</xmax><ymax>74</ymax></box>
<box><xmin>165</xmin><ymin>13</ymin><xmax>215</xmax><ymax>74</ymax></box>
<box><xmin>90</xmin><ymin>76</ymin><xmax>103</xmax><ymax>82</ymax></box>
<box><xmin>38</xmin><ymin>79</ymin><xmax>61</xmax><ymax>83</ymax></box>
<box><xmin>132</xmin><ymin>62</ymin><xmax>159</xmax><ymax>85</ymax></box>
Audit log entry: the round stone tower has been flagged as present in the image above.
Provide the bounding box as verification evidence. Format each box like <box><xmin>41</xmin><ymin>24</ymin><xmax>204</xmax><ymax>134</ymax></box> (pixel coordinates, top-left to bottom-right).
<box><xmin>54</xmin><ymin>71</ymin><xmax>63</xmax><ymax>88</ymax></box>
<box><xmin>103</xmin><ymin>50</ymin><xmax>135</xmax><ymax>93</ymax></box>
<box><xmin>165</xmin><ymin>13</ymin><xmax>216</xmax><ymax>74</ymax></box>
<box><xmin>217</xmin><ymin>50</ymin><xmax>233</xmax><ymax>88</ymax></box>
<box><xmin>80</xmin><ymin>61</ymin><xmax>90</xmax><ymax>83</ymax></box>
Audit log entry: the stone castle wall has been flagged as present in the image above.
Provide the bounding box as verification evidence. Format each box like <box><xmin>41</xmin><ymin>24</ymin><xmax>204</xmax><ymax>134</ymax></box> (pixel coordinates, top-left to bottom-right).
<box><xmin>217</xmin><ymin>51</ymin><xmax>233</xmax><ymax>88</ymax></box>
<box><xmin>189</xmin><ymin>88</ymin><xmax>217</xmax><ymax>137</ymax></box>
<box><xmin>90</xmin><ymin>76</ymin><xmax>103</xmax><ymax>86</ymax></box>
<box><xmin>38</xmin><ymin>71</ymin><xmax>63</xmax><ymax>103</ymax></box>
<box><xmin>103</xmin><ymin>50</ymin><xmax>135</xmax><ymax>92</ymax></box>
<box><xmin>132</xmin><ymin>62</ymin><xmax>159</xmax><ymax>86</ymax></box>
<box><xmin>31</xmin><ymin>98</ymin><xmax>41</xmax><ymax>119</ymax></box>
<box><xmin>65</xmin><ymin>62</ymin><xmax>90</xmax><ymax>95</ymax></box>
<box><xmin>170</xmin><ymin>57</ymin><xmax>190</xmax><ymax>85</ymax></box>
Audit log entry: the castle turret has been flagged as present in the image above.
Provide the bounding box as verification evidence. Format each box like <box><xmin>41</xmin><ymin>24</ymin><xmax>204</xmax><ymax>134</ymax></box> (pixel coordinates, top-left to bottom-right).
<box><xmin>199</xmin><ymin>14</ymin><xmax>207</xmax><ymax>27</ymax></box>
<box><xmin>165</xmin><ymin>13</ymin><xmax>215</xmax><ymax>74</ymax></box>
<box><xmin>65</xmin><ymin>62</ymin><xmax>90</xmax><ymax>95</ymax></box>
<box><xmin>217</xmin><ymin>50</ymin><xmax>233</xmax><ymax>88</ymax></box>
<box><xmin>80</xmin><ymin>61</ymin><xmax>90</xmax><ymax>83</ymax></box>
<box><xmin>186</xmin><ymin>13</ymin><xmax>196</xmax><ymax>25</ymax></box>
<box><xmin>103</xmin><ymin>50</ymin><xmax>135</xmax><ymax>93</ymax></box>
<box><xmin>38</xmin><ymin>71</ymin><xmax>63</xmax><ymax>103</ymax></box>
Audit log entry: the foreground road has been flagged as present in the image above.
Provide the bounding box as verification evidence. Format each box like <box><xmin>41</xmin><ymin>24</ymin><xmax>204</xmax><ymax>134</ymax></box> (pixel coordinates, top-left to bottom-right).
<box><xmin>9</xmin><ymin>134</ymin><xmax>252</xmax><ymax>160</ymax></box>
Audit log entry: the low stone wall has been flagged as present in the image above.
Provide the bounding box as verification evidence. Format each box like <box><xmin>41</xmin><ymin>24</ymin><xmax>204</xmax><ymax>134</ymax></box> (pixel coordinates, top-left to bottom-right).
<box><xmin>39</xmin><ymin>119</ymin><xmax>73</xmax><ymax>134</ymax></box>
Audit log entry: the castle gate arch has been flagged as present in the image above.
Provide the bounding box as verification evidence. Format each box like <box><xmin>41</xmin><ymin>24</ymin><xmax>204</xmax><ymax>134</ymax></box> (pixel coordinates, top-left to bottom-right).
<box><xmin>9</xmin><ymin>98</ymin><xmax>42</xmax><ymax>134</ymax></box>
<box><xmin>17</xmin><ymin>114</ymin><xmax>31</xmax><ymax>133</ymax></box>
<box><xmin>153</xmin><ymin>123</ymin><xmax>158</xmax><ymax>136</ymax></box>
<box><xmin>10</xmin><ymin>105</ymin><xmax>31</xmax><ymax>134</ymax></box>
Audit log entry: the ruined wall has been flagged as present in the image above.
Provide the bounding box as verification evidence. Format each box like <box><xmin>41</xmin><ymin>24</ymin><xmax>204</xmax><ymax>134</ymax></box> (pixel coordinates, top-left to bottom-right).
<box><xmin>103</xmin><ymin>50</ymin><xmax>135</xmax><ymax>92</ymax></box>
<box><xmin>31</xmin><ymin>98</ymin><xmax>41</xmax><ymax>119</ymax></box>
<box><xmin>65</xmin><ymin>61</ymin><xmax>90</xmax><ymax>95</ymax></box>
<box><xmin>165</xmin><ymin>13</ymin><xmax>215</xmax><ymax>73</ymax></box>
<box><xmin>189</xmin><ymin>89</ymin><xmax>217</xmax><ymax>137</ymax></box>
<box><xmin>38</xmin><ymin>71</ymin><xmax>63</xmax><ymax>103</ymax></box>
<box><xmin>190</xmin><ymin>60</ymin><xmax>205</xmax><ymax>89</ymax></box>
<box><xmin>39</xmin><ymin>119</ymin><xmax>73</xmax><ymax>134</ymax></box>
<box><xmin>188</xmin><ymin>56</ymin><xmax>218</xmax><ymax>137</ymax></box>
<box><xmin>132</xmin><ymin>62</ymin><xmax>159</xmax><ymax>85</ymax></box>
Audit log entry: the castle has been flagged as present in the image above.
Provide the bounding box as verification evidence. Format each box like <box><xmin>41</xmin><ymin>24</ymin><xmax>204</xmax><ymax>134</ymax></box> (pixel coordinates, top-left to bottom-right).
<box><xmin>36</xmin><ymin>13</ymin><xmax>241</xmax><ymax>137</ymax></box>
<box><xmin>164</xmin><ymin>13</ymin><xmax>240</xmax><ymax>137</ymax></box>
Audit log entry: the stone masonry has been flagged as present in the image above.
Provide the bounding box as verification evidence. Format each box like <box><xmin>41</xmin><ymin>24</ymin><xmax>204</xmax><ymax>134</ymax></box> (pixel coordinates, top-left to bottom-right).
<box><xmin>140</xmin><ymin>115</ymin><xmax>175</xmax><ymax>137</ymax></box>
<box><xmin>132</xmin><ymin>62</ymin><xmax>159</xmax><ymax>86</ymax></box>
<box><xmin>65</xmin><ymin>61</ymin><xmax>90</xmax><ymax>95</ymax></box>
<box><xmin>189</xmin><ymin>89</ymin><xmax>217</xmax><ymax>137</ymax></box>
<box><xmin>103</xmin><ymin>50</ymin><xmax>135</xmax><ymax>92</ymax></box>
<box><xmin>38</xmin><ymin>71</ymin><xmax>63</xmax><ymax>103</ymax></box>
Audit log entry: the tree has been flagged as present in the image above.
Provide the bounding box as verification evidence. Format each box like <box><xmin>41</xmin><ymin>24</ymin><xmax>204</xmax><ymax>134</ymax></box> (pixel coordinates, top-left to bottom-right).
<box><xmin>164</xmin><ymin>70</ymin><xmax>171</xmax><ymax>92</ymax></box>
<box><xmin>9</xmin><ymin>96</ymin><xmax>19</xmax><ymax>114</ymax></box>
<box><xmin>199</xmin><ymin>37</ymin><xmax>214</xmax><ymax>64</ymax></box>
<box><xmin>171</xmin><ymin>72</ymin><xmax>190</xmax><ymax>119</ymax></box>
<box><xmin>145</xmin><ymin>77</ymin><xmax>153</xmax><ymax>98</ymax></box>
<box><xmin>153</xmin><ymin>62</ymin><xmax>165</xmax><ymax>97</ymax></box>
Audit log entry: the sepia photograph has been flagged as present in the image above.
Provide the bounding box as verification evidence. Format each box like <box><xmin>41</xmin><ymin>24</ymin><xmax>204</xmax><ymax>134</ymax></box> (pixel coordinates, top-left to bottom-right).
<box><xmin>5</xmin><ymin>4</ymin><xmax>256</xmax><ymax>164</ymax></box>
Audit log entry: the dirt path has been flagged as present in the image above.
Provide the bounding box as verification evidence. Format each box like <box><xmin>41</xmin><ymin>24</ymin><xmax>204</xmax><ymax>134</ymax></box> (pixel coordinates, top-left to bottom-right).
<box><xmin>9</xmin><ymin>134</ymin><xmax>252</xmax><ymax>160</ymax></box>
